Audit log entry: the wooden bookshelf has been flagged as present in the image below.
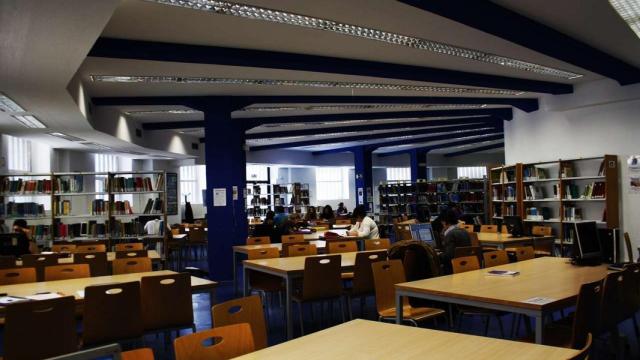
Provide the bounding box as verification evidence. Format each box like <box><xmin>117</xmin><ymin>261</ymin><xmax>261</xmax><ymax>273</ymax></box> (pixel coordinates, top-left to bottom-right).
<box><xmin>489</xmin><ymin>164</ymin><xmax>523</xmax><ymax>223</ymax></box>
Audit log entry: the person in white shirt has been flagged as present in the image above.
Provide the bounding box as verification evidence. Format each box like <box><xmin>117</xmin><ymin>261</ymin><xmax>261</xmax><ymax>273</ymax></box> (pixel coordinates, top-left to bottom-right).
<box><xmin>347</xmin><ymin>205</ymin><xmax>379</xmax><ymax>239</ymax></box>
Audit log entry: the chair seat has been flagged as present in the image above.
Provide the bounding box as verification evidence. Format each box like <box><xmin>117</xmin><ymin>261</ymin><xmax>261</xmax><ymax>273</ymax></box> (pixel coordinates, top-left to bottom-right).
<box><xmin>519</xmin><ymin>323</ymin><xmax>572</xmax><ymax>347</ymax></box>
<box><xmin>379</xmin><ymin>305</ymin><xmax>445</xmax><ymax>321</ymax></box>
<box><xmin>122</xmin><ymin>347</ymin><xmax>155</xmax><ymax>360</ymax></box>
<box><xmin>250</xmin><ymin>272</ymin><xmax>285</xmax><ymax>293</ymax></box>
<box><xmin>341</xmin><ymin>272</ymin><xmax>354</xmax><ymax>280</ymax></box>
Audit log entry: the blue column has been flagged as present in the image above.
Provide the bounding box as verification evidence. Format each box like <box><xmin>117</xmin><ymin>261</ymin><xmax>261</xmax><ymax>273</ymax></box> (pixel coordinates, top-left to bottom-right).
<box><xmin>353</xmin><ymin>146</ymin><xmax>373</xmax><ymax>211</ymax></box>
<box><xmin>410</xmin><ymin>149</ymin><xmax>429</xmax><ymax>182</ymax></box>
<box><xmin>203</xmin><ymin>104</ymin><xmax>247</xmax><ymax>281</ymax></box>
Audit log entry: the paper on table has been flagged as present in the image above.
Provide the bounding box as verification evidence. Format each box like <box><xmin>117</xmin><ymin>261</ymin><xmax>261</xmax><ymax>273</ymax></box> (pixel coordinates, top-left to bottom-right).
<box><xmin>523</xmin><ymin>296</ymin><xmax>555</xmax><ymax>305</ymax></box>
<box><xmin>26</xmin><ymin>293</ymin><xmax>63</xmax><ymax>301</ymax></box>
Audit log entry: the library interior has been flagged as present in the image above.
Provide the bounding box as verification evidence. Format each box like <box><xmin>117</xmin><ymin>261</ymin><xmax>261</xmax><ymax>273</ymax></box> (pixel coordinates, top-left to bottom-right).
<box><xmin>1</xmin><ymin>0</ymin><xmax>640</xmax><ymax>359</ymax></box>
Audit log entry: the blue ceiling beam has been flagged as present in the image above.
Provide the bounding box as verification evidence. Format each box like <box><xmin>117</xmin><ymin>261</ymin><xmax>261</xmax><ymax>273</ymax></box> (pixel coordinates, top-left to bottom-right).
<box><xmin>89</xmin><ymin>37</ymin><xmax>573</xmax><ymax>94</ymax></box>
<box><xmin>444</xmin><ymin>142</ymin><xmax>505</xmax><ymax>157</ymax></box>
<box><xmin>249</xmin><ymin>123</ymin><xmax>500</xmax><ymax>151</ymax></box>
<box><xmin>246</xmin><ymin>115</ymin><xmax>499</xmax><ymax>139</ymax></box>
<box><xmin>377</xmin><ymin>134</ymin><xmax>504</xmax><ymax>157</ymax></box>
<box><xmin>398</xmin><ymin>0</ymin><xmax>640</xmax><ymax>85</ymax></box>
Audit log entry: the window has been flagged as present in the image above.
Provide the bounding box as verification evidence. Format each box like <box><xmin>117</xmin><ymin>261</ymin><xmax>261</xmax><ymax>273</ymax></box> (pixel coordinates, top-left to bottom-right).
<box><xmin>246</xmin><ymin>164</ymin><xmax>269</xmax><ymax>182</ymax></box>
<box><xmin>457</xmin><ymin>166</ymin><xmax>487</xmax><ymax>179</ymax></box>
<box><xmin>386</xmin><ymin>167</ymin><xmax>410</xmax><ymax>181</ymax></box>
<box><xmin>95</xmin><ymin>154</ymin><xmax>132</xmax><ymax>200</ymax></box>
<box><xmin>7</xmin><ymin>135</ymin><xmax>31</xmax><ymax>172</ymax></box>
<box><xmin>316</xmin><ymin>167</ymin><xmax>349</xmax><ymax>200</ymax></box>
<box><xmin>180</xmin><ymin>165</ymin><xmax>207</xmax><ymax>204</ymax></box>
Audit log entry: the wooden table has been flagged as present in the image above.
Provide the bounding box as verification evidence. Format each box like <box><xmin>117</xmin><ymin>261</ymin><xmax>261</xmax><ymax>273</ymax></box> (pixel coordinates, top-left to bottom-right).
<box><xmin>15</xmin><ymin>250</ymin><xmax>161</xmax><ymax>266</ymax></box>
<box><xmin>243</xmin><ymin>251</ymin><xmax>365</xmax><ymax>340</ymax></box>
<box><xmin>234</xmin><ymin>319</ymin><xmax>578</xmax><ymax>359</ymax></box>
<box><xmin>0</xmin><ymin>270</ymin><xmax>217</xmax><ymax>306</ymax></box>
<box><xmin>476</xmin><ymin>233</ymin><xmax>553</xmax><ymax>249</ymax></box>
<box><xmin>395</xmin><ymin>257</ymin><xmax>608</xmax><ymax>344</ymax></box>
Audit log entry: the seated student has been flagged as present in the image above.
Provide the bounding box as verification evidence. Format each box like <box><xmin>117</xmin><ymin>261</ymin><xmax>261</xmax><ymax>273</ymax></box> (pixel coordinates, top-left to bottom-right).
<box><xmin>438</xmin><ymin>209</ymin><xmax>471</xmax><ymax>274</ymax></box>
<box><xmin>252</xmin><ymin>210</ymin><xmax>279</xmax><ymax>243</ymax></box>
<box><xmin>320</xmin><ymin>205</ymin><xmax>336</xmax><ymax>225</ymax></box>
<box><xmin>347</xmin><ymin>205</ymin><xmax>379</xmax><ymax>239</ymax></box>
<box><xmin>273</xmin><ymin>206</ymin><xmax>288</xmax><ymax>227</ymax></box>
<box><xmin>303</xmin><ymin>206</ymin><xmax>318</xmax><ymax>222</ymax></box>
<box><xmin>336</xmin><ymin>202</ymin><xmax>348</xmax><ymax>216</ymax></box>
<box><xmin>12</xmin><ymin>219</ymin><xmax>37</xmax><ymax>254</ymax></box>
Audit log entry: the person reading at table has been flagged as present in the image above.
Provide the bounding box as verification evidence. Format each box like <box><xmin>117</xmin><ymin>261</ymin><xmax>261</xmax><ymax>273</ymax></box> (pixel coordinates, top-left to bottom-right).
<box><xmin>439</xmin><ymin>209</ymin><xmax>471</xmax><ymax>274</ymax></box>
<box><xmin>336</xmin><ymin>202</ymin><xmax>348</xmax><ymax>216</ymax></box>
<box><xmin>347</xmin><ymin>205</ymin><xmax>379</xmax><ymax>239</ymax></box>
<box><xmin>304</xmin><ymin>206</ymin><xmax>318</xmax><ymax>222</ymax></box>
<box><xmin>320</xmin><ymin>205</ymin><xmax>336</xmax><ymax>225</ymax></box>
<box><xmin>13</xmin><ymin>219</ymin><xmax>37</xmax><ymax>254</ymax></box>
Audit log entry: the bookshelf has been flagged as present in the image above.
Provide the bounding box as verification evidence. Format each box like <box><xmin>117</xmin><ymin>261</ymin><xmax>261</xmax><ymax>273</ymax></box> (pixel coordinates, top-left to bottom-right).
<box><xmin>489</xmin><ymin>164</ymin><xmax>523</xmax><ymax>222</ymax></box>
<box><xmin>273</xmin><ymin>183</ymin><xmax>311</xmax><ymax>214</ymax></box>
<box><xmin>246</xmin><ymin>181</ymin><xmax>272</xmax><ymax>218</ymax></box>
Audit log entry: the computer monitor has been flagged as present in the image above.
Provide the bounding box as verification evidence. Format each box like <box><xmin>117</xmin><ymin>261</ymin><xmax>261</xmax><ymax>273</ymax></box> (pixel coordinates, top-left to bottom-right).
<box><xmin>573</xmin><ymin>221</ymin><xmax>602</xmax><ymax>264</ymax></box>
<box><xmin>503</xmin><ymin>215</ymin><xmax>524</xmax><ymax>237</ymax></box>
<box><xmin>0</xmin><ymin>233</ymin><xmax>30</xmax><ymax>257</ymax></box>
<box><xmin>410</xmin><ymin>223</ymin><xmax>436</xmax><ymax>247</ymax></box>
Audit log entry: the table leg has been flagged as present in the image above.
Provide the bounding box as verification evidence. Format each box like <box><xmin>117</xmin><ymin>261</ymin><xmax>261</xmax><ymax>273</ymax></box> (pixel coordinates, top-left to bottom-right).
<box><xmin>285</xmin><ymin>276</ymin><xmax>293</xmax><ymax>340</ymax></box>
<box><xmin>243</xmin><ymin>266</ymin><xmax>250</xmax><ymax>297</ymax></box>
<box><xmin>209</xmin><ymin>288</ymin><xmax>216</xmax><ymax>309</ymax></box>
<box><xmin>395</xmin><ymin>293</ymin><xmax>403</xmax><ymax>324</ymax></box>
<box><xmin>534</xmin><ymin>313</ymin><xmax>544</xmax><ymax>344</ymax></box>
<box><xmin>233</xmin><ymin>250</ymin><xmax>238</xmax><ymax>296</ymax></box>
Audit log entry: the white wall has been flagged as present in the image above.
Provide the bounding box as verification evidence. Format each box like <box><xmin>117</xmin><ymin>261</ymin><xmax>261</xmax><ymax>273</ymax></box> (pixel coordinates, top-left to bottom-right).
<box><xmin>505</xmin><ymin>78</ymin><xmax>640</xmax><ymax>257</ymax></box>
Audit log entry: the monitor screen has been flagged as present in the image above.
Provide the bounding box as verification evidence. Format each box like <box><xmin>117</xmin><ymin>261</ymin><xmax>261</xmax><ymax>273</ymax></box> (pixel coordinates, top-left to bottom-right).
<box><xmin>574</xmin><ymin>221</ymin><xmax>601</xmax><ymax>259</ymax></box>
<box><xmin>0</xmin><ymin>233</ymin><xmax>30</xmax><ymax>257</ymax></box>
<box><xmin>503</xmin><ymin>215</ymin><xmax>524</xmax><ymax>237</ymax></box>
<box><xmin>410</xmin><ymin>223</ymin><xmax>435</xmax><ymax>246</ymax></box>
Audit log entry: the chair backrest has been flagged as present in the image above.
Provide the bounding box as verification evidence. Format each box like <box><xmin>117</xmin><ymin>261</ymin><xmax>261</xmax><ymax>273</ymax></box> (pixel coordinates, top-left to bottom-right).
<box><xmin>451</xmin><ymin>255</ymin><xmax>481</xmax><ymax>274</ymax></box>
<box><xmin>532</xmin><ymin>226</ymin><xmax>552</xmax><ymax>236</ymax></box>
<box><xmin>115</xmin><ymin>250</ymin><xmax>149</xmax><ymax>259</ymax></box>
<box><xmin>112</xmin><ymin>257</ymin><xmax>152</xmax><ymax>275</ymax></box>
<box><xmin>115</xmin><ymin>242</ymin><xmax>144</xmax><ymax>252</ymax></box>
<box><xmin>21</xmin><ymin>253</ymin><xmax>60</xmax><ymax>281</ymax></box>
<box><xmin>624</xmin><ymin>232</ymin><xmax>634</xmax><ymax>262</ymax></box>
<box><xmin>44</xmin><ymin>264</ymin><xmax>90</xmax><ymax>281</ymax></box>
<box><xmin>83</xmin><ymin>281</ymin><xmax>143</xmax><ymax>346</ymax></box>
<box><xmin>364</xmin><ymin>238</ymin><xmax>391</xmax><ymax>251</ymax></box>
<box><xmin>514</xmin><ymin>246</ymin><xmax>535</xmax><ymax>261</ymax></box>
<box><xmin>4</xmin><ymin>296</ymin><xmax>77</xmax><ymax>360</ymax></box>
<box><xmin>247</xmin><ymin>247</ymin><xmax>280</xmax><ymax>260</ymax></box>
<box><xmin>533</xmin><ymin>237</ymin><xmax>555</xmax><ymax>255</ymax></box>
<box><xmin>188</xmin><ymin>227</ymin><xmax>207</xmax><ymax>242</ymax></box>
<box><xmin>247</xmin><ymin>236</ymin><xmax>271</xmax><ymax>245</ymax></box>
<box><xmin>0</xmin><ymin>267</ymin><xmax>36</xmax><ymax>285</ymax></box>
<box><xmin>327</xmin><ymin>240</ymin><xmax>357</xmax><ymax>254</ymax></box>
<box><xmin>601</xmin><ymin>269</ymin><xmax>632</xmax><ymax>333</ymax></box>
<box><xmin>453</xmin><ymin>246</ymin><xmax>482</xmax><ymax>260</ymax></box>
<box><xmin>351</xmin><ymin>251</ymin><xmax>388</xmax><ymax>296</ymax></box>
<box><xmin>212</xmin><ymin>295</ymin><xmax>267</xmax><ymax>350</ymax></box>
<box><xmin>468</xmin><ymin>232</ymin><xmax>480</xmax><ymax>247</ymax></box>
<box><xmin>394</xmin><ymin>224</ymin><xmax>413</xmax><ymax>241</ymax></box>
<box><xmin>568</xmin><ymin>333</ymin><xmax>593</xmax><ymax>360</ymax></box>
<box><xmin>0</xmin><ymin>255</ymin><xmax>16</xmax><ymax>269</ymax></box>
<box><xmin>141</xmin><ymin>273</ymin><xmax>193</xmax><ymax>332</ymax></box>
<box><xmin>500</xmin><ymin>225</ymin><xmax>510</xmax><ymax>234</ymax></box>
<box><xmin>335</xmin><ymin>219</ymin><xmax>351</xmax><ymax>225</ymax></box>
<box><xmin>301</xmin><ymin>255</ymin><xmax>343</xmax><ymax>300</ymax></box>
<box><xmin>75</xmin><ymin>244</ymin><xmax>106</xmax><ymax>253</ymax></box>
<box><xmin>171</xmin><ymin>228</ymin><xmax>180</xmax><ymax>236</ymax></box>
<box><xmin>623</xmin><ymin>263</ymin><xmax>640</xmax><ymax>316</ymax></box>
<box><xmin>460</xmin><ymin>224</ymin><xmax>475</xmax><ymax>233</ymax></box>
<box><xmin>284</xmin><ymin>243</ymin><xmax>317</xmax><ymax>257</ymax></box>
<box><xmin>570</xmin><ymin>279</ymin><xmax>603</xmax><ymax>350</ymax></box>
<box><xmin>371</xmin><ymin>260</ymin><xmax>409</xmax><ymax>314</ymax></box>
<box><xmin>480</xmin><ymin>225</ymin><xmax>498</xmax><ymax>233</ymax></box>
<box><xmin>73</xmin><ymin>252</ymin><xmax>109</xmax><ymax>277</ymax></box>
<box><xmin>174</xmin><ymin>323</ymin><xmax>255</xmax><ymax>360</ymax></box>
<box><xmin>483</xmin><ymin>250</ymin><xmax>510</xmax><ymax>268</ymax></box>
<box><xmin>51</xmin><ymin>244</ymin><xmax>76</xmax><ymax>253</ymax></box>
<box><xmin>281</xmin><ymin>234</ymin><xmax>305</xmax><ymax>244</ymax></box>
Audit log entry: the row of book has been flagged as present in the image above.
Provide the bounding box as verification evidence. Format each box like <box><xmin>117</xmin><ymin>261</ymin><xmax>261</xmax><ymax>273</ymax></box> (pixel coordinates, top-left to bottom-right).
<box><xmin>272</xmin><ymin>183</ymin><xmax>309</xmax><ymax>195</ymax></box>
<box><xmin>564</xmin><ymin>182</ymin><xmax>606</xmax><ymax>199</ymax></box>
<box><xmin>142</xmin><ymin>198</ymin><xmax>164</xmax><ymax>214</ymax></box>
<box><xmin>525</xmin><ymin>207</ymin><xmax>552</xmax><ymax>220</ymax></box>
<box><xmin>273</xmin><ymin>197</ymin><xmax>310</xmax><ymax>206</ymax></box>
<box><xmin>247</xmin><ymin>207</ymin><xmax>270</xmax><ymax>217</ymax></box>
<box><xmin>4</xmin><ymin>201</ymin><xmax>46</xmax><ymax>217</ymax></box>
<box><xmin>559</xmin><ymin>159</ymin><xmax>606</xmax><ymax>178</ymax></box>
<box><xmin>524</xmin><ymin>185</ymin><xmax>547</xmax><ymax>200</ymax></box>
<box><xmin>90</xmin><ymin>199</ymin><xmax>109</xmax><ymax>215</ymax></box>
<box><xmin>54</xmin><ymin>176</ymin><xmax>84</xmax><ymax>193</ymax></box>
<box><xmin>563</xmin><ymin>206</ymin><xmax>582</xmax><ymax>222</ymax></box>
<box><xmin>54</xmin><ymin>200</ymin><xmax>72</xmax><ymax>216</ymax></box>
<box><xmin>523</xmin><ymin>166</ymin><xmax>548</xmax><ymax>181</ymax></box>
<box><xmin>249</xmin><ymin>196</ymin><xmax>271</xmax><ymax>206</ymax></box>
<box><xmin>416</xmin><ymin>192</ymin><xmax>484</xmax><ymax>204</ymax></box>
<box><xmin>53</xmin><ymin>218</ymin><xmax>158</xmax><ymax>239</ymax></box>
<box><xmin>110</xmin><ymin>219</ymin><xmax>146</xmax><ymax>238</ymax></box>
<box><xmin>112</xmin><ymin>200</ymin><xmax>134</xmax><ymax>215</ymax></box>
<box><xmin>1</xmin><ymin>178</ymin><xmax>52</xmax><ymax>194</ymax></box>
<box><xmin>109</xmin><ymin>175</ymin><xmax>163</xmax><ymax>192</ymax></box>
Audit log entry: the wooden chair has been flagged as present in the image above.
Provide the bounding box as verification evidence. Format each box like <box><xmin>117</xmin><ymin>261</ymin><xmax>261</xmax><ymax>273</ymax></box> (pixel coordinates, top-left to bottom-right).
<box><xmin>514</xmin><ymin>246</ymin><xmax>535</xmax><ymax>261</ymax></box>
<box><xmin>451</xmin><ymin>256</ymin><xmax>480</xmax><ymax>274</ymax></box>
<box><xmin>568</xmin><ymin>333</ymin><xmax>593</xmax><ymax>360</ymax></box>
<box><xmin>122</xmin><ymin>348</ymin><xmax>155</xmax><ymax>360</ymax></box>
<box><xmin>187</xmin><ymin>226</ymin><xmax>207</xmax><ymax>259</ymax></box>
<box><xmin>394</xmin><ymin>224</ymin><xmax>413</xmax><ymax>241</ymax></box>
<box><xmin>371</xmin><ymin>259</ymin><xmax>445</xmax><ymax>326</ymax></box>
<box><xmin>501</xmin><ymin>225</ymin><xmax>510</xmax><ymax>234</ymax></box>
<box><xmin>4</xmin><ymin>296</ymin><xmax>77</xmax><ymax>360</ymax></box>
<box><xmin>468</xmin><ymin>232</ymin><xmax>480</xmax><ymax>247</ymax></box>
<box><xmin>483</xmin><ymin>250</ymin><xmax>510</xmax><ymax>268</ymax></box>
<box><xmin>345</xmin><ymin>250</ymin><xmax>388</xmax><ymax>319</ymax></box>
<box><xmin>83</xmin><ymin>281</ymin><xmax>144</xmax><ymax>346</ymax></box>
<box><xmin>73</xmin><ymin>251</ymin><xmax>109</xmax><ymax>276</ymax></box>
<box><xmin>44</xmin><ymin>264</ymin><xmax>90</xmax><ymax>281</ymax></box>
<box><xmin>247</xmin><ymin>236</ymin><xmax>271</xmax><ymax>245</ymax></box>
<box><xmin>292</xmin><ymin>255</ymin><xmax>345</xmax><ymax>334</ymax></box>
<box><xmin>453</xmin><ymin>246</ymin><xmax>482</xmax><ymax>265</ymax></box>
<box><xmin>0</xmin><ymin>255</ymin><xmax>16</xmax><ymax>269</ymax></box>
<box><xmin>52</xmin><ymin>243</ymin><xmax>76</xmax><ymax>253</ymax></box>
<box><xmin>141</xmin><ymin>272</ymin><xmax>195</xmax><ymax>334</ymax></box>
<box><xmin>335</xmin><ymin>219</ymin><xmax>352</xmax><ymax>225</ymax></box>
<box><xmin>284</xmin><ymin>243</ymin><xmax>317</xmax><ymax>257</ymax></box>
<box><xmin>246</xmin><ymin>247</ymin><xmax>284</xmax><ymax>309</ymax></box>
<box><xmin>327</xmin><ymin>240</ymin><xmax>357</xmax><ymax>254</ymax></box>
<box><xmin>281</xmin><ymin>234</ymin><xmax>305</xmax><ymax>244</ymax></box>
<box><xmin>115</xmin><ymin>242</ymin><xmax>144</xmax><ymax>251</ymax></box>
<box><xmin>174</xmin><ymin>323</ymin><xmax>255</xmax><ymax>360</ymax></box>
<box><xmin>532</xmin><ymin>226</ymin><xmax>552</xmax><ymax>236</ymax></box>
<box><xmin>0</xmin><ymin>267</ymin><xmax>36</xmax><ymax>285</ymax></box>
<box><xmin>460</xmin><ymin>224</ymin><xmax>475</xmax><ymax>233</ymax></box>
<box><xmin>212</xmin><ymin>295</ymin><xmax>268</xmax><ymax>350</ymax></box>
<box><xmin>112</xmin><ymin>257</ymin><xmax>152</xmax><ymax>274</ymax></box>
<box><xmin>364</xmin><ymin>238</ymin><xmax>391</xmax><ymax>251</ymax></box>
<box><xmin>115</xmin><ymin>250</ymin><xmax>149</xmax><ymax>259</ymax></box>
<box><xmin>75</xmin><ymin>244</ymin><xmax>106</xmax><ymax>253</ymax></box>
<box><xmin>533</xmin><ymin>237</ymin><xmax>555</xmax><ymax>257</ymax></box>
<box><xmin>21</xmin><ymin>253</ymin><xmax>60</xmax><ymax>281</ymax></box>
<box><xmin>480</xmin><ymin>225</ymin><xmax>498</xmax><ymax>233</ymax></box>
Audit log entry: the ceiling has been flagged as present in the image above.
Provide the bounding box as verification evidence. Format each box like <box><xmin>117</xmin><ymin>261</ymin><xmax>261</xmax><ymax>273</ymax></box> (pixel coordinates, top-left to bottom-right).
<box><xmin>2</xmin><ymin>0</ymin><xmax>640</xmax><ymax>158</ymax></box>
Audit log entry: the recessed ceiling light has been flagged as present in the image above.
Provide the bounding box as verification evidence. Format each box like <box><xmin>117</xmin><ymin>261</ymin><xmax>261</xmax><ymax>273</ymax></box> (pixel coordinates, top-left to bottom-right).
<box><xmin>609</xmin><ymin>0</ymin><xmax>640</xmax><ymax>38</ymax></box>
<box><xmin>0</xmin><ymin>93</ymin><xmax>25</xmax><ymax>113</ymax></box>
<box><xmin>80</xmin><ymin>142</ymin><xmax>112</xmax><ymax>150</ymax></box>
<box><xmin>243</xmin><ymin>104</ymin><xmax>494</xmax><ymax>113</ymax></box>
<box><xmin>144</xmin><ymin>0</ymin><xmax>582</xmax><ymax>79</ymax></box>
<box><xmin>11</xmin><ymin>114</ymin><xmax>46</xmax><ymax>129</ymax></box>
<box><xmin>92</xmin><ymin>75</ymin><xmax>525</xmax><ymax>96</ymax></box>
<box><xmin>123</xmin><ymin>109</ymin><xmax>200</xmax><ymax>115</ymax></box>
<box><xmin>47</xmin><ymin>132</ymin><xmax>85</xmax><ymax>142</ymax></box>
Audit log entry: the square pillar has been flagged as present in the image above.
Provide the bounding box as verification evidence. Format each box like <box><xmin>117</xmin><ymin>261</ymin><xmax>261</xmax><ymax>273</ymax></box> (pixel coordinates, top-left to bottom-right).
<box><xmin>410</xmin><ymin>149</ymin><xmax>429</xmax><ymax>182</ymax></box>
<box><xmin>353</xmin><ymin>146</ymin><xmax>373</xmax><ymax>211</ymax></box>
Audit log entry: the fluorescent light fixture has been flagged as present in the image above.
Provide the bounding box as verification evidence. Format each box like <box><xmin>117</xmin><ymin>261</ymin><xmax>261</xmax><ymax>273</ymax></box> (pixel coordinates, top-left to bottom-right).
<box><xmin>609</xmin><ymin>0</ymin><xmax>640</xmax><ymax>38</ymax></box>
<box><xmin>47</xmin><ymin>132</ymin><xmax>85</xmax><ymax>142</ymax></box>
<box><xmin>0</xmin><ymin>93</ymin><xmax>25</xmax><ymax>113</ymax></box>
<box><xmin>144</xmin><ymin>0</ymin><xmax>582</xmax><ymax>79</ymax></box>
<box><xmin>123</xmin><ymin>109</ymin><xmax>200</xmax><ymax>116</ymax></box>
<box><xmin>11</xmin><ymin>114</ymin><xmax>46</xmax><ymax>129</ymax></box>
<box><xmin>80</xmin><ymin>142</ymin><xmax>112</xmax><ymax>150</ymax></box>
<box><xmin>92</xmin><ymin>75</ymin><xmax>525</xmax><ymax>96</ymax></box>
<box><xmin>243</xmin><ymin>104</ymin><xmax>493</xmax><ymax>113</ymax></box>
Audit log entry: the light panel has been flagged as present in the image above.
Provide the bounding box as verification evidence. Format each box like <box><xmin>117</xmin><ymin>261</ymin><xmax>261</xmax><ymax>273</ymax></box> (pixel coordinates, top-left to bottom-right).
<box><xmin>243</xmin><ymin>104</ymin><xmax>489</xmax><ymax>113</ymax></box>
<box><xmin>145</xmin><ymin>0</ymin><xmax>582</xmax><ymax>79</ymax></box>
<box><xmin>92</xmin><ymin>75</ymin><xmax>524</xmax><ymax>96</ymax></box>
<box><xmin>610</xmin><ymin>0</ymin><xmax>640</xmax><ymax>38</ymax></box>
<box><xmin>81</xmin><ymin>142</ymin><xmax>112</xmax><ymax>150</ymax></box>
<box><xmin>47</xmin><ymin>132</ymin><xmax>85</xmax><ymax>142</ymax></box>
<box><xmin>0</xmin><ymin>93</ymin><xmax>25</xmax><ymax>113</ymax></box>
<box><xmin>11</xmin><ymin>115</ymin><xmax>47</xmax><ymax>129</ymax></box>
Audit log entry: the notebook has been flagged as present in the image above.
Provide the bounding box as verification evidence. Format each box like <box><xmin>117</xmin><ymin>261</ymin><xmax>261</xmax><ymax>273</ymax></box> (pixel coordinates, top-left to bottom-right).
<box><xmin>486</xmin><ymin>270</ymin><xmax>520</xmax><ymax>277</ymax></box>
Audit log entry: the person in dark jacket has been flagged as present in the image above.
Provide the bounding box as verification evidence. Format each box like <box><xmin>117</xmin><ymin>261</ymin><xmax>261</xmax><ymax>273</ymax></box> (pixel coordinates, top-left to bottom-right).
<box><xmin>438</xmin><ymin>209</ymin><xmax>471</xmax><ymax>274</ymax></box>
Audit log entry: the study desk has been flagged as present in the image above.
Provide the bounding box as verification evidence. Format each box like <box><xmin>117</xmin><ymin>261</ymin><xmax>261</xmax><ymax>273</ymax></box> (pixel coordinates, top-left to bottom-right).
<box><xmin>234</xmin><ymin>319</ymin><xmax>578</xmax><ymax>360</ymax></box>
<box><xmin>0</xmin><ymin>270</ymin><xmax>217</xmax><ymax>307</ymax></box>
<box><xmin>476</xmin><ymin>233</ymin><xmax>553</xmax><ymax>249</ymax></box>
<box><xmin>395</xmin><ymin>257</ymin><xmax>608</xmax><ymax>344</ymax></box>
<box><xmin>15</xmin><ymin>250</ymin><xmax>161</xmax><ymax>266</ymax></box>
<box><xmin>243</xmin><ymin>251</ymin><xmax>365</xmax><ymax>340</ymax></box>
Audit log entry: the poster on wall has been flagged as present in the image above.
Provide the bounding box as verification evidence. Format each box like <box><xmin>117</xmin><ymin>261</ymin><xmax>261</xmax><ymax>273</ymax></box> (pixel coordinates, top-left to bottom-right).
<box><xmin>213</xmin><ymin>188</ymin><xmax>227</xmax><ymax>206</ymax></box>
<box><xmin>628</xmin><ymin>156</ymin><xmax>640</xmax><ymax>193</ymax></box>
<box><xmin>357</xmin><ymin>187</ymin><xmax>364</xmax><ymax>204</ymax></box>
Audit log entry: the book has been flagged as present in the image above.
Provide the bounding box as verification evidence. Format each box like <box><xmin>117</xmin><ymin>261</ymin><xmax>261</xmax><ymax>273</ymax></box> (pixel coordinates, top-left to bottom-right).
<box><xmin>487</xmin><ymin>270</ymin><xmax>520</xmax><ymax>277</ymax></box>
